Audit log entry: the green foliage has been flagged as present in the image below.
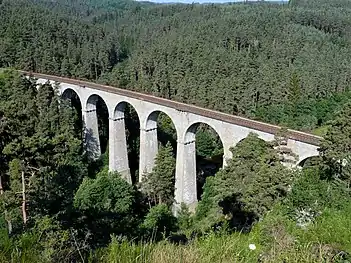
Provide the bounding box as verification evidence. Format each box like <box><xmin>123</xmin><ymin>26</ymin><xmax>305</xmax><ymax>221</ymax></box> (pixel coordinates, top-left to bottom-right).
<box><xmin>103</xmin><ymin>237</ymin><xmax>153</xmax><ymax>263</ymax></box>
<box><xmin>285</xmin><ymin>167</ymin><xmax>350</xmax><ymax>214</ymax></box>
<box><xmin>177</xmin><ymin>203</ymin><xmax>194</xmax><ymax>234</ymax></box>
<box><xmin>319</xmin><ymin>102</ymin><xmax>351</xmax><ymax>185</ymax></box>
<box><xmin>288</xmin><ymin>72</ymin><xmax>302</xmax><ymax>104</ymax></box>
<box><xmin>0</xmin><ymin>71</ymin><xmax>85</xmax><ymax>232</ymax></box>
<box><xmin>73</xmin><ymin>170</ymin><xmax>143</xmax><ymax>247</ymax></box>
<box><xmin>74</xmin><ymin>171</ymin><xmax>135</xmax><ymax>214</ymax></box>
<box><xmin>299</xmin><ymin>204</ymin><xmax>351</xmax><ymax>253</ymax></box>
<box><xmin>256</xmin><ymin>91</ymin><xmax>351</xmax><ymax>131</ymax></box>
<box><xmin>196</xmin><ymin>133</ymin><xmax>297</xmax><ymax>232</ymax></box>
<box><xmin>0</xmin><ymin>215</ymin><xmax>79</xmax><ymax>262</ymax></box>
<box><xmin>30</xmin><ymin>216</ymin><xmax>72</xmax><ymax>262</ymax></box>
<box><xmin>157</xmin><ymin>112</ymin><xmax>177</xmax><ymax>147</ymax></box>
<box><xmin>142</xmin><ymin>142</ymin><xmax>175</xmax><ymax>205</ymax></box>
<box><xmin>195</xmin><ymin>128</ymin><xmax>223</xmax><ymax>159</ymax></box>
<box><xmin>141</xmin><ymin>204</ymin><xmax>177</xmax><ymax>241</ymax></box>
<box><xmin>196</xmin><ymin>131</ymin><xmax>215</xmax><ymax>158</ymax></box>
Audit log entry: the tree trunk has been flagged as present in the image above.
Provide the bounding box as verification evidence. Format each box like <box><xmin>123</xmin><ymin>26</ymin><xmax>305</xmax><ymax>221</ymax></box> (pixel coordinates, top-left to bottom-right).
<box><xmin>21</xmin><ymin>171</ymin><xmax>27</xmax><ymax>224</ymax></box>
<box><xmin>158</xmin><ymin>194</ymin><xmax>162</xmax><ymax>205</ymax></box>
<box><xmin>0</xmin><ymin>175</ymin><xmax>3</xmax><ymax>195</ymax></box>
<box><xmin>4</xmin><ymin>211</ymin><xmax>12</xmax><ymax>234</ymax></box>
<box><xmin>1</xmin><ymin>175</ymin><xmax>12</xmax><ymax>233</ymax></box>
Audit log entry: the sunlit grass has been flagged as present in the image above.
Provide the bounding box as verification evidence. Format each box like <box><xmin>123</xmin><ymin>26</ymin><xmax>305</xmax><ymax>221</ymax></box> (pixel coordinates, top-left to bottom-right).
<box><xmin>101</xmin><ymin>203</ymin><xmax>351</xmax><ymax>263</ymax></box>
<box><xmin>1</xmin><ymin>203</ymin><xmax>350</xmax><ymax>263</ymax></box>
<box><xmin>311</xmin><ymin>125</ymin><xmax>330</xmax><ymax>137</ymax></box>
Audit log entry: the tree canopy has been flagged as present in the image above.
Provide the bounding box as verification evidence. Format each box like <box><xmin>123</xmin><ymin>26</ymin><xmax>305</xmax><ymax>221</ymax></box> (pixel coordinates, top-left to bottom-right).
<box><xmin>1</xmin><ymin>0</ymin><xmax>351</xmax><ymax>132</ymax></box>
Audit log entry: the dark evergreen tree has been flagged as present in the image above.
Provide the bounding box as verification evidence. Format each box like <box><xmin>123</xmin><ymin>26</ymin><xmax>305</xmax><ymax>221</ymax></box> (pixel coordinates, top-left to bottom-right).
<box><xmin>142</xmin><ymin>142</ymin><xmax>176</xmax><ymax>206</ymax></box>
<box><xmin>0</xmin><ymin>71</ymin><xmax>85</xmax><ymax>231</ymax></box>
<box><xmin>196</xmin><ymin>133</ymin><xmax>297</xmax><ymax>232</ymax></box>
<box><xmin>319</xmin><ymin>102</ymin><xmax>351</xmax><ymax>185</ymax></box>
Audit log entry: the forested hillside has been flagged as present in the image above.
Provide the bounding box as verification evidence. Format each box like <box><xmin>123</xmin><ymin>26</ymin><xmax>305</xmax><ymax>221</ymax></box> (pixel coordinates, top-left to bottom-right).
<box><xmin>1</xmin><ymin>0</ymin><xmax>351</xmax><ymax>131</ymax></box>
<box><xmin>1</xmin><ymin>0</ymin><xmax>351</xmax><ymax>262</ymax></box>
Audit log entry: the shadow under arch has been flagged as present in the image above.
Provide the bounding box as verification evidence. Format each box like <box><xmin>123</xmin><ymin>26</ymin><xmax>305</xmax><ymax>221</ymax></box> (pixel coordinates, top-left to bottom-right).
<box><xmin>61</xmin><ymin>88</ymin><xmax>83</xmax><ymax>140</ymax></box>
<box><xmin>86</xmin><ymin>94</ymin><xmax>109</xmax><ymax>155</ymax></box>
<box><xmin>184</xmin><ymin>122</ymin><xmax>224</xmax><ymax>200</ymax></box>
<box><xmin>297</xmin><ymin>155</ymin><xmax>321</xmax><ymax>168</ymax></box>
<box><xmin>114</xmin><ymin>101</ymin><xmax>141</xmax><ymax>183</ymax></box>
<box><xmin>145</xmin><ymin>110</ymin><xmax>178</xmax><ymax>153</ymax></box>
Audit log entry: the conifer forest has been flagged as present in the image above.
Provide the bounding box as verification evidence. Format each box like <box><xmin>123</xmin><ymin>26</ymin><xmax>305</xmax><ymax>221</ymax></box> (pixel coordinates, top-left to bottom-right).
<box><xmin>0</xmin><ymin>0</ymin><xmax>351</xmax><ymax>262</ymax></box>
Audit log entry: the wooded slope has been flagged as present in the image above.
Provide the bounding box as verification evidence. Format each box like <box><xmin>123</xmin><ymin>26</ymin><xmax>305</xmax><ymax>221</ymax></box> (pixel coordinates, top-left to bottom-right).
<box><xmin>1</xmin><ymin>0</ymin><xmax>350</xmax><ymax>131</ymax></box>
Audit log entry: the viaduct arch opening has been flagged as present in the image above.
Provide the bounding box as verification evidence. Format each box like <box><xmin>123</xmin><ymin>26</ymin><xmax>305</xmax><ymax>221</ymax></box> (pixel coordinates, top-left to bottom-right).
<box><xmin>139</xmin><ymin>111</ymin><xmax>178</xmax><ymax>183</ymax></box>
<box><xmin>112</xmin><ymin>101</ymin><xmax>140</xmax><ymax>184</ymax></box>
<box><xmin>184</xmin><ymin>123</ymin><xmax>224</xmax><ymax>200</ymax></box>
<box><xmin>298</xmin><ymin>156</ymin><xmax>320</xmax><ymax>168</ymax></box>
<box><xmin>146</xmin><ymin>111</ymin><xmax>177</xmax><ymax>151</ymax></box>
<box><xmin>85</xmin><ymin>94</ymin><xmax>109</xmax><ymax>159</ymax></box>
<box><xmin>61</xmin><ymin>88</ymin><xmax>83</xmax><ymax>140</ymax></box>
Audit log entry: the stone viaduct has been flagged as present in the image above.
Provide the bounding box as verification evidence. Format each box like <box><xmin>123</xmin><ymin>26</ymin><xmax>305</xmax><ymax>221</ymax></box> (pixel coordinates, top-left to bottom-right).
<box><xmin>22</xmin><ymin>71</ymin><xmax>322</xmax><ymax>210</ymax></box>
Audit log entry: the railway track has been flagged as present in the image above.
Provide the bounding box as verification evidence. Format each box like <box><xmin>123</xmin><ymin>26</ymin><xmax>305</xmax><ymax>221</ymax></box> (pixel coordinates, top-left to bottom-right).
<box><xmin>19</xmin><ymin>70</ymin><xmax>322</xmax><ymax>146</ymax></box>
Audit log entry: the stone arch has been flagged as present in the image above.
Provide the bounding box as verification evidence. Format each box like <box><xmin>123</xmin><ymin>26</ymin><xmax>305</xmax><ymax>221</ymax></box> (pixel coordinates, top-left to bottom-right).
<box><xmin>139</xmin><ymin>110</ymin><xmax>179</xmax><ymax>182</ymax></box>
<box><xmin>86</xmin><ymin>94</ymin><xmax>109</xmax><ymax>114</ymax></box>
<box><xmin>183</xmin><ymin>122</ymin><xmax>224</xmax><ymax>200</ymax></box>
<box><xmin>297</xmin><ymin>155</ymin><xmax>320</xmax><ymax>168</ymax></box>
<box><xmin>145</xmin><ymin>110</ymin><xmax>179</xmax><ymax>144</ymax></box>
<box><xmin>114</xmin><ymin>101</ymin><xmax>141</xmax><ymax>123</ymax></box>
<box><xmin>61</xmin><ymin>88</ymin><xmax>82</xmax><ymax>106</ymax></box>
<box><xmin>184</xmin><ymin>122</ymin><xmax>224</xmax><ymax>147</ymax></box>
<box><xmin>84</xmin><ymin>94</ymin><xmax>110</xmax><ymax>158</ymax></box>
<box><xmin>61</xmin><ymin>88</ymin><xmax>83</xmax><ymax>139</ymax></box>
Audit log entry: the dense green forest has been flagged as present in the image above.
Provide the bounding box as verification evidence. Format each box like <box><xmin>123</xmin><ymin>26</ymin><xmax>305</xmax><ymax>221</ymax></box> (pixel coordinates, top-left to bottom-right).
<box><xmin>1</xmin><ymin>0</ymin><xmax>351</xmax><ymax>132</ymax></box>
<box><xmin>1</xmin><ymin>0</ymin><xmax>351</xmax><ymax>262</ymax></box>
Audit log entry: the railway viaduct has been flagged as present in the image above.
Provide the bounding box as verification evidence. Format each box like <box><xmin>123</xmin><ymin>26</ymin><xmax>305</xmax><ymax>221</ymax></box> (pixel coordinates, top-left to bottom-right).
<box><xmin>23</xmin><ymin>71</ymin><xmax>322</xmax><ymax>210</ymax></box>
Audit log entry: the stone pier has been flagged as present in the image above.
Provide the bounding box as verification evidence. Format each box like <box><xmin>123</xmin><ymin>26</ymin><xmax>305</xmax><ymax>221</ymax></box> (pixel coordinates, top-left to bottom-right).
<box><xmin>175</xmin><ymin>140</ymin><xmax>198</xmax><ymax>212</ymax></box>
<box><xmin>139</xmin><ymin>127</ymin><xmax>159</xmax><ymax>182</ymax></box>
<box><xmin>109</xmin><ymin>116</ymin><xmax>131</xmax><ymax>183</ymax></box>
<box><xmin>83</xmin><ymin>108</ymin><xmax>101</xmax><ymax>160</ymax></box>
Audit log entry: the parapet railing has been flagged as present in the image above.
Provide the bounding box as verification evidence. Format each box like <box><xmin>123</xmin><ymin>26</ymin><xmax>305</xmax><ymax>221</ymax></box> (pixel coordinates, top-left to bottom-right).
<box><xmin>19</xmin><ymin>70</ymin><xmax>322</xmax><ymax>146</ymax></box>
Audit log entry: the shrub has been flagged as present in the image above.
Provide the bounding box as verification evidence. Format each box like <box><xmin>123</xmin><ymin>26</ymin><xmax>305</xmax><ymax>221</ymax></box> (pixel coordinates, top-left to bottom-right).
<box><xmin>74</xmin><ymin>171</ymin><xmax>135</xmax><ymax>214</ymax></box>
<box><xmin>74</xmin><ymin>171</ymin><xmax>139</xmax><ymax>245</ymax></box>
<box><xmin>141</xmin><ymin>204</ymin><xmax>178</xmax><ymax>241</ymax></box>
<box><xmin>285</xmin><ymin>166</ymin><xmax>350</xmax><ymax>226</ymax></box>
<box><xmin>195</xmin><ymin>133</ymin><xmax>297</xmax><ymax>233</ymax></box>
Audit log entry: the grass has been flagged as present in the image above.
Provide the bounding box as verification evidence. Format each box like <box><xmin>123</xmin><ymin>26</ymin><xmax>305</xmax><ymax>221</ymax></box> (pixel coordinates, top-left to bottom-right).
<box><xmin>311</xmin><ymin>125</ymin><xmax>330</xmax><ymax>137</ymax></box>
<box><xmin>99</xmin><ymin>203</ymin><xmax>351</xmax><ymax>263</ymax></box>
<box><xmin>1</xmin><ymin>204</ymin><xmax>350</xmax><ymax>263</ymax></box>
<box><xmin>1</xmin><ymin>193</ymin><xmax>350</xmax><ymax>263</ymax></box>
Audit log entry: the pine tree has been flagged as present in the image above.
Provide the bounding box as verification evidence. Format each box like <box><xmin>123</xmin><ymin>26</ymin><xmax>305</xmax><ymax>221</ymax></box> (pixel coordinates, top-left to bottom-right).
<box><xmin>1</xmin><ymin>73</ymin><xmax>38</xmax><ymax>226</ymax></box>
<box><xmin>0</xmin><ymin>72</ymin><xmax>85</xmax><ymax>230</ymax></box>
<box><xmin>142</xmin><ymin>142</ymin><xmax>176</xmax><ymax>206</ymax></box>
<box><xmin>319</xmin><ymin>102</ymin><xmax>351</xmax><ymax>185</ymax></box>
<box><xmin>196</xmin><ymin>130</ymin><xmax>215</xmax><ymax>159</ymax></box>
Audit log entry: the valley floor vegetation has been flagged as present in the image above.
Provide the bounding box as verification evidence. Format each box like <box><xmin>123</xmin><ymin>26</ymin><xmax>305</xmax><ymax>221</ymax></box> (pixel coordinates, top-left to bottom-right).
<box><xmin>1</xmin><ymin>0</ymin><xmax>351</xmax><ymax>262</ymax></box>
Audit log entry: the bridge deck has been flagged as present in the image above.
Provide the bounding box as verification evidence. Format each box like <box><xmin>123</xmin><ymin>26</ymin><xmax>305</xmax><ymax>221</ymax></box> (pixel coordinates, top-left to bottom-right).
<box><xmin>19</xmin><ymin>70</ymin><xmax>322</xmax><ymax>146</ymax></box>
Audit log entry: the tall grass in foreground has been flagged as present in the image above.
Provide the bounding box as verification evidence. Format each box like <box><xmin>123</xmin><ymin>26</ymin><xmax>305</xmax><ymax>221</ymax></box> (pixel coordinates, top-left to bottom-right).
<box><xmin>1</xmin><ymin>205</ymin><xmax>350</xmax><ymax>263</ymax></box>
<box><xmin>100</xmin><ymin>204</ymin><xmax>351</xmax><ymax>263</ymax></box>
<box><xmin>100</xmin><ymin>233</ymin><xmax>258</xmax><ymax>263</ymax></box>
<box><xmin>100</xmin><ymin>236</ymin><xmax>345</xmax><ymax>263</ymax></box>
